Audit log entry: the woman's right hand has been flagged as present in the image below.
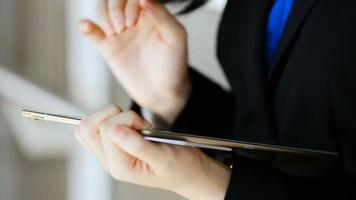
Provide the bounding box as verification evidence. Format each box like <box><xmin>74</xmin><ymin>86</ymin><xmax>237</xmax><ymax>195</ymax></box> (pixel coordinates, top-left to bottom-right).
<box><xmin>78</xmin><ymin>0</ymin><xmax>191</xmax><ymax>123</ymax></box>
<box><xmin>74</xmin><ymin>105</ymin><xmax>231</xmax><ymax>200</ymax></box>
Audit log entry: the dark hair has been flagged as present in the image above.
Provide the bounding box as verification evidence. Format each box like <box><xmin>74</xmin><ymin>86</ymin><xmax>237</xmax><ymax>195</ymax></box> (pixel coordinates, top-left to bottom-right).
<box><xmin>161</xmin><ymin>0</ymin><xmax>209</xmax><ymax>14</ymax></box>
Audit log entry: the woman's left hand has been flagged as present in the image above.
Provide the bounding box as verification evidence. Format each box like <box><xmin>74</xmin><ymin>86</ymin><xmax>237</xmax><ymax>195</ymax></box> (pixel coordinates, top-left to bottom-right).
<box><xmin>74</xmin><ymin>105</ymin><xmax>231</xmax><ymax>200</ymax></box>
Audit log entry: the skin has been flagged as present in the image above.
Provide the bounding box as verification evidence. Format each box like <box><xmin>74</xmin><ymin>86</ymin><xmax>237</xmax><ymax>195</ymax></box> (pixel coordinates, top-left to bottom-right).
<box><xmin>74</xmin><ymin>105</ymin><xmax>231</xmax><ymax>200</ymax></box>
<box><xmin>79</xmin><ymin>0</ymin><xmax>190</xmax><ymax>124</ymax></box>
<box><xmin>76</xmin><ymin>0</ymin><xmax>232</xmax><ymax>199</ymax></box>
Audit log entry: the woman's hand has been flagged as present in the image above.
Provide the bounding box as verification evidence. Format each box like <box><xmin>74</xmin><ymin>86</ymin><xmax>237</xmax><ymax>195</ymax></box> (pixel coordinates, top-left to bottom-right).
<box><xmin>74</xmin><ymin>105</ymin><xmax>231</xmax><ymax>200</ymax></box>
<box><xmin>78</xmin><ymin>0</ymin><xmax>191</xmax><ymax>124</ymax></box>
<box><xmin>94</xmin><ymin>0</ymin><xmax>140</xmax><ymax>35</ymax></box>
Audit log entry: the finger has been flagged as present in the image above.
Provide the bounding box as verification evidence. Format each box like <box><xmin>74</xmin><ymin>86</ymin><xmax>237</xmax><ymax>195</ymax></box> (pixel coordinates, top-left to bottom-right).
<box><xmin>75</xmin><ymin>124</ymin><xmax>109</xmax><ymax>169</ymax></box>
<box><xmin>97</xmin><ymin>111</ymin><xmax>152</xmax><ymax>168</ymax></box>
<box><xmin>99</xmin><ymin>111</ymin><xmax>152</xmax><ymax>131</ymax></box>
<box><xmin>95</xmin><ymin>0</ymin><xmax>115</xmax><ymax>36</ymax></box>
<box><xmin>74</xmin><ymin>128</ymin><xmax>90</xmax><ymax>151</ymax></box>
<box><xmin>78</xmin><ymin>125</ymin><xmax>110</xmax><ymax>173</ymax></box>
<box><xmin>140</xmin><ymin>0</ymin><xmax>186</xmax><ymax>46</ymax></box>
<box><xmin>79</xmin><ymin>105</ymin><xmax>122</xmax><ymax>150</ymax></box>
<box><xmin>125</xmin><ymin>0</ymin><xmax>139</xmax><ymax>26</ymax></box>
<box><xmin>108</xmin><ymin>0</ymin><xmax>126</xmax><ymax>33</ymax></box>
<box><xmin>78</xmin><ymin>20</ymin><xmax>106</xmax><ymax>44</ymax></box>
<box><xmin>84</xmin><ymin>105</ymin><xmax>123</xmax><ymax>125</ymax></box>
<box><xmin>77</xmin><ymin>105</ymin><xmax>122</xmax><ymax>168</ymax></box>
<box><xmin>100</xmin><ymin>125</ymin><xmax>133</xmax><ymax>180</ymax></box>
<box><xmin>109</xmin><ymin>126</ymin><xmax>161</xmax><ymax>165</ymax></box>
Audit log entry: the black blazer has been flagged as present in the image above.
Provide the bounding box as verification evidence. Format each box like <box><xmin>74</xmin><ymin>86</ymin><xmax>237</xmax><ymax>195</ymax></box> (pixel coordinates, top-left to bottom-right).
<box><xmin>134</xmin><ymin>0</ymin><xmax>356</xmax><ymax>200</ymax></box>
<box><xmin>134</xmin><ymin>0</ymin><xmax>356</xmax><ymax>199</ymax></box>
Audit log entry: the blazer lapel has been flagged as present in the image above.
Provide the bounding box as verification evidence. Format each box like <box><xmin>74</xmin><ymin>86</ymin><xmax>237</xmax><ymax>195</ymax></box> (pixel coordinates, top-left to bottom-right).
<box><xmin>268</xmin><ymin>0</ymin><xmax>319</xmax><ymax>79</ymax></box>
<box><xmin>240</xmin><ymin>0</ymin><xmax>278</xmax><ymax>143</ymax></box>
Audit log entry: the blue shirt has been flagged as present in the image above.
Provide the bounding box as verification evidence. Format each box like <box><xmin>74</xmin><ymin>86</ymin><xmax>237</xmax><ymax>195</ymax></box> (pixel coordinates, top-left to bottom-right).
<box><xmin>266</xmin><ymin>0</ymin><xmax>294</xmax><ymax>66</ymax></box>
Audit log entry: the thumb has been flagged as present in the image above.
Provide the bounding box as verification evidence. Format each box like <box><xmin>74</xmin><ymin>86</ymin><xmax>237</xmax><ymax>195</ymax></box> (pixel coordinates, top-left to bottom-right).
<box><xmin>78</xmin><ymin>20</ymin><xmax>105</xmax><ymax>44</ymax></box>
<box><xmin>109</xmin><ymin>126</ymin><xmax>162</xmax><ymax>165</ymax></box>
<box><xmin>140</xmin><ymin>0</ymin><xmax>186</xmax><ymax>46</ymax></box>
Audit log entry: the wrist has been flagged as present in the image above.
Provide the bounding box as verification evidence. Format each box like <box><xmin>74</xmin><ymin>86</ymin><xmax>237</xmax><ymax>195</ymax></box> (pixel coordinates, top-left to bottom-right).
<box><xmin>200</xmin><ymin>158</ymin><xmax>231</xmax><ymax>200</ymax></box>
<box><xmin>150</xmin><ymin>77</ymin><xmax>192</xmax><ymax>124</ymax></box>
<box><xmin>177</xmin><ymin>158</ymin><xmax>231</xmax><ymax>200</ymax></box>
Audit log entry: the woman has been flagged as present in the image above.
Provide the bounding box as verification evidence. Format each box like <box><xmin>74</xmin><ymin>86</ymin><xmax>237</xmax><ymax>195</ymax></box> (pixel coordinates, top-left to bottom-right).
<box><xmin>76</xmin><ymin>0</ymin><xmax>356</xmax><ymax>199</ymax></box>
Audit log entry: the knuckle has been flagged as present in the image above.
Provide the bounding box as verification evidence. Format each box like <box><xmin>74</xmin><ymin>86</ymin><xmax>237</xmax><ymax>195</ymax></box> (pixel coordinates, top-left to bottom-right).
<box><xmin>108</xmin><ymin>104</ymin><xmax>122</xmax><ymax>113</ymax></box>
<box><xmin>127</xmin><ymin>110</ymin><xmax>139</xmax><ymax>119</ymax></box>
<box><xmin>127</xmin><ymin>111</ymin><xmax>142</xmax><ymax>125</ymax></box>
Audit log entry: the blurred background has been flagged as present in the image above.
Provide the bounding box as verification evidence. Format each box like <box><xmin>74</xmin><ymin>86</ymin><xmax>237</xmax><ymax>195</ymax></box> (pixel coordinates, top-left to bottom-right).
<box><xmin>0</xmin><ymin>0</ymin><xmax>228</xmax><ymax>199</ymax></box>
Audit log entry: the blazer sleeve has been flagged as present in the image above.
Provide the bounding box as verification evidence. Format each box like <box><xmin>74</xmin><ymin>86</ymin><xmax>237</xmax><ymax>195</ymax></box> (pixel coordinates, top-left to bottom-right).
<box><xmin>329</xmin><ymin>76</ymin><xmax>356</xmax><ymax>196</ymax></box>
<box><xmin>224</xmin><ymin>75</ymin><xmax>356</xmax><ymax>200</ymax></box>
<box><xmin>170</xmin><ymin>67</ymin><xmax>235</xmax><ymax>138</ymax></box>
<box><xmin>224</xmin><ymin>156</ymin><xmax>335</xmax><ymax>200</ymax></box>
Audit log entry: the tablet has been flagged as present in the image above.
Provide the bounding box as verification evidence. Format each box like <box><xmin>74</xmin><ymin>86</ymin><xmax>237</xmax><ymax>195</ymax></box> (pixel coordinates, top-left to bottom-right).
<box><xmin>22</xmin><ymin>109</ymin><xmax>338</xmax><ymax>158</ymax></box>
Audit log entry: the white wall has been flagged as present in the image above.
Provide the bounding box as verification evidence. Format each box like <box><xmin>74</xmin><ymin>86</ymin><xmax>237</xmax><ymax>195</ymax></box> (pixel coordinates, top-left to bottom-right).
<box><xmin>178</xmin><ymin>1</ymin><xmax>229</xmax><ymax>89</ymax></box>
